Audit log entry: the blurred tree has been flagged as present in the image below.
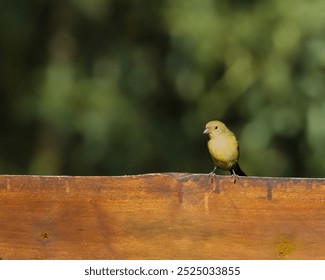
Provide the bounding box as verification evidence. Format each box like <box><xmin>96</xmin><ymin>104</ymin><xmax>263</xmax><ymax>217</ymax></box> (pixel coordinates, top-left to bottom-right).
<box><xmin>1</xmin><ymin>0</ymin><xmax>325</xmax><ymax>177</ymax></box>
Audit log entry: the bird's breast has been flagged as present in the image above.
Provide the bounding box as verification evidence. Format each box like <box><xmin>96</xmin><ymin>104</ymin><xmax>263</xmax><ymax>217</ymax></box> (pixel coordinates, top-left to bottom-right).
<box><xmin>207</xmin><ymin>135</ymin><xmax>239</xmax><ymax>170</ymax></box>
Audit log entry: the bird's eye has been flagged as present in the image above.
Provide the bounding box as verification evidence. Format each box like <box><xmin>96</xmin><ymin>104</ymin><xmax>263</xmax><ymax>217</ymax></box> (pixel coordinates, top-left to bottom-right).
<box><xmin>215</xmin><ymin>126</ymin><xmax>218</xmax><ymax>129</ymax></box>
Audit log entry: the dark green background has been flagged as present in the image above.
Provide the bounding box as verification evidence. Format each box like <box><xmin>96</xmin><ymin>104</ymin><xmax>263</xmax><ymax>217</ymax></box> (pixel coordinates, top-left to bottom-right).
<box><xmin>1</xmin><ymin>0</ymin><xmax>325</xmax><ymax>177</ymax></box>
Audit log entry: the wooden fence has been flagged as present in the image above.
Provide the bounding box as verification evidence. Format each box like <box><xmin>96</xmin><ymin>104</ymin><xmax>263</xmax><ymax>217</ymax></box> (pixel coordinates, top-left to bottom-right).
<box><xmin>0</xmin><ymin>174</ymin><xmax>324</xmax><ymax>259</ymax></box>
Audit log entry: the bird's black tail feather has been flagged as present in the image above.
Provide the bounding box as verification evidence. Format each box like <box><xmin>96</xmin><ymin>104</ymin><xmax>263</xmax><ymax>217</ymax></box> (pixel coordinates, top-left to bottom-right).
<box><xmin>231</xmin><ymin>163</ymin><xmax>247</xmax><ymax>176</ymax></box>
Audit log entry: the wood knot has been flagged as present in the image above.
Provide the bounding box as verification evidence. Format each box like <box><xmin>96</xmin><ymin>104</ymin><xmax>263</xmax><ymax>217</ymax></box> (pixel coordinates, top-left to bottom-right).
<box><xmin>41</xmin><ymin>232</ymin><xmax>50</xmax><ymax>240</ymax></box>
<box><xmin>275</xmin><ymin>235</ymin><xmax>296</xmax><ymax>257</ymax></box>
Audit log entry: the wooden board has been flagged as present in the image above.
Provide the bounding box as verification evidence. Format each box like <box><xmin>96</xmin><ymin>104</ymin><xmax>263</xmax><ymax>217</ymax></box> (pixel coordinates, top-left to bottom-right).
<box><xmin>0</xmin><ymin>174</ymin><xmax>324</xmax><ymax>259</ymax></box>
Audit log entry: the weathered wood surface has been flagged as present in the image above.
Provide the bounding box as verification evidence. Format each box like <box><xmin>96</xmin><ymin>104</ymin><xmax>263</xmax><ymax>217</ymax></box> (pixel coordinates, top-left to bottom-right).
<box><xmin>0</xmin><ymin>174</ymin><xmax>324</xmax><ymax>260</ymax></box>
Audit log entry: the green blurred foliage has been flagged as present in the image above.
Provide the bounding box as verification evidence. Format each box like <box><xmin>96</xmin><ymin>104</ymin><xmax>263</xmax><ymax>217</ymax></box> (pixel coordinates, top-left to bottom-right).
<box><xmin>1</xmin><ymin>0</ymin><xmax>325</xmax><ymax>177</ymax></box>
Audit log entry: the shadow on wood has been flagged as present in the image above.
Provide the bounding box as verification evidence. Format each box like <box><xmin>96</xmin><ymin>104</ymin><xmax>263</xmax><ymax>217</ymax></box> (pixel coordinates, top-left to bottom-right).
<box><xmin>0</xmin><ymin>173</ymin><xmax>324</xmax><ymax>260</ymax></box>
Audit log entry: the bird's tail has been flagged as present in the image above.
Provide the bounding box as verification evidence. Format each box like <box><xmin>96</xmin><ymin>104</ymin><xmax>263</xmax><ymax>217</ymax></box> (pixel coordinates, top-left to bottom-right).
<box><xmin>231</xmin><ymin>163</ymin><xmax>247</xmax><ymax>176</ymax></box>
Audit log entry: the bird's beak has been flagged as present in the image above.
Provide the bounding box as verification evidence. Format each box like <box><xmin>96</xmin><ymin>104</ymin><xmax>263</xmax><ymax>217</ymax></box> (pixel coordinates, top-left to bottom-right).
<box><xmin>203</xmin><ymin>128</ymin><xmax>210</xmax><ymax>134</ymax></box>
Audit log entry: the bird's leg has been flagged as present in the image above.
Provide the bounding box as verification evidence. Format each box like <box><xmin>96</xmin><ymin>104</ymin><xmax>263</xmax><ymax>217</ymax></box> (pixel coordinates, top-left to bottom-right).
<box><xmin>209</xmin><ymin>166</ymin><xmax>217</xmax><ymax>183</ymax></box>
<box><xmin>209</xmin><ymin>166</ymin><xmax>217</xmax><ymax>176</ymax></box>
<box><xmin>230</xmin><ymin>169</ymin><xmax>239</xmax><ymax>184</ymax></box>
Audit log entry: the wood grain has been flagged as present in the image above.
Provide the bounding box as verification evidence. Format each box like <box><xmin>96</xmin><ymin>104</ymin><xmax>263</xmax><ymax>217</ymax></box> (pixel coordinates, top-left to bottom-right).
<box><xmin>0</xmin><ymin>174</ymin><xmax>324</xmax><ymax>259</ymax></box>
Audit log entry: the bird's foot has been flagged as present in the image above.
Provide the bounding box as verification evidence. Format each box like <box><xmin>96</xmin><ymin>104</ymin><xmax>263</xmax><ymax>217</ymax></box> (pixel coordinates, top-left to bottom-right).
<box><xmin>231</xmin><ymin>173</ymin><xmax>240</xmax><ymax>184</ymax></box>
<box><xmin>208</xmin><ymin>171</ymin><xmax>216</xmax><ymax>184</ymax></box>
<box><xmin>208</xmin><ymin>167</ymin><xmax>217</xmax><ymax>177</ymax></box>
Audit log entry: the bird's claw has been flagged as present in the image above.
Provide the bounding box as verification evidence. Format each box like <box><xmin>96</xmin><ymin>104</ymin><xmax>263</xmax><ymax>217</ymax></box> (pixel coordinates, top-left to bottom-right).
<box><xmin>231</xmin><ymin>173</ymin><xmax>240</xmax><ymax>184</ymax></box>
<box><xmin>208</xmin><ymin>171</ymin><xmax>216</xmax><ymax>183</ymax></box>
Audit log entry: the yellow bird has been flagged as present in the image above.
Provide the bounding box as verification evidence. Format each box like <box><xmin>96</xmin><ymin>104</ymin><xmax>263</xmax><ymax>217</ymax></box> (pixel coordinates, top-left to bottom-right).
<box><xmin>203</xmin><ymin>120</ymin><xmax>246</xmax><ymax>182</ymax></box>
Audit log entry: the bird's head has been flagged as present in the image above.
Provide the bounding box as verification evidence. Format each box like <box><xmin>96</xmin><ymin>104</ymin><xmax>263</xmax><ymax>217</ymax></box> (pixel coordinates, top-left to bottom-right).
<box><xmin>203</xmin><ymin>120</ymin><xmax>229</xmax><ymax>138</ymax></box>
